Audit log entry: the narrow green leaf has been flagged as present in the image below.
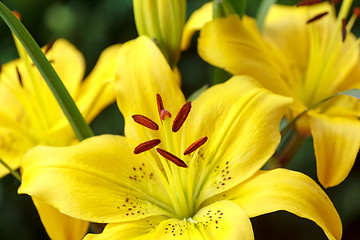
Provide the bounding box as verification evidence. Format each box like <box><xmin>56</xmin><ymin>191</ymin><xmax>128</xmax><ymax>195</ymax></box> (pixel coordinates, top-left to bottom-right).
<box><xmin>256</xmin><ymin>0</ymin><xmax>277</xmax><ymax>30</ymax></box>
<box><xmin>213</xmin><ymin>0</ymin><xmax>235</xmax><ymax>19</ymax></box>
<box><xmin>280</xmin><ymin>88</ymin><xmax>360</xmax><ymax>136</ymax></box>
<box><xmin>0</xmin><ymin>2</ymin><xmax>93</xmax><ymax>141</ymax></box>
<box><xmin>0</xmin><ymin>158</ymin><xmax>21</xmax><ymax>182</ymax></box>
<box><xmin>228</xmin><ymin>0</ymin><xmax>246</xmax><ymax>18</ymax></box>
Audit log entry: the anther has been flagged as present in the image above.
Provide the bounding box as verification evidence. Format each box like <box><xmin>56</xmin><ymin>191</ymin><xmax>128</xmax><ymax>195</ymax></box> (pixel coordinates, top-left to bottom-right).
<box><xmin>354</xmin><ymin>7</ymin><xmax>360</xmax><ymax>18</ymax></box>
<box><xmin>15</xmin><ymin>66</ymin><xmax>23</xmax><ymax>87</ymax></box>
<box><xmin>297</xmin><ymin>0</ymin><xmax>322</xmax><ymax>7</ymax></box>
<box><xmin>132</xmin><ymin>115</ymin><xmax>159</xmax><ymax>130</ymax></box>
<box><xmin>156</xmin><ymin>94</ymin><xmax>164</xmax><ymax>117</ymax></box>
<box><xmin>156</xmin><ymin>148</ymin><xmax>188</xmax><ymax>168</ymax></box>
<box><xmin>172</xmin><ymin>101</ymin><xmax>191</xmax><ymax>132</ymax></box>
<box><xmin>160</xmin><ymin>109</ymin><xmax>172</xmax><ymax>121</ymax></box>
<box><xmin>184</xmin><ymin>136</ymin><xmax>208</xmax><ymax>155</ymax></box>
<box><xmin>44</xmin><ymin>40</ymin><xmax>56</xmax><ymax>54</ymax></box>
<box><xmin>306</xmin><ymin>11</ymin><xmax>328</xmax><ymax>24</ymax></box>
<box><xmin>342</xmin><ymin>18</ymin><xmax>347</xmax><ymax>41</ymax></box>
<box><xmin>134</xmin><ymin>139</ymin><xmax>161</xmax><ymax>154</ymax></box>
<box><xmin>12</xmin><ymin>11</ymin><xmax>21</xmax><ymax>20</ymax></box>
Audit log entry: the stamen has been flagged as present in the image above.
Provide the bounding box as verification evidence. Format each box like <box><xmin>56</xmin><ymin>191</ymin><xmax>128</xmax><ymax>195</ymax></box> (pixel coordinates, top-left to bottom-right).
<box><xmin>342</xmin><ymin>18</ymin><xmax>347</xmax><ymax>41</ymax></box>
<box><xmin>354</xmin><ymin>7</ymin><xmax>360</xmax><ymax>18</ymax></box>
<box><xmin>306</xmin><ymin>11</ymin><xmax>328</xmax><ymax>24</ymax></box>
<box><xmin>44</xmin><ymin>40</ymin><xmax>56</xmax><ymax>54</ymax></box>
<box><xmin>156</xmin><ymin>94</ymin><xmax>164</xmax><ymax>117</ymax></box>
<box><xmin>184</xmin><ymin>136</ymin><xmax>208</xmax><ymax>155</ymax></box>
<box><xmin>132</xmin><ymin>115</ymin><xmax>159</xmax><ymax>130</ymax></box>
<box><xmin>297</xmin><ymin>0</ymin><xmax>322</xmax><ymax>7</ymax></box>
<box><xmin>156</xmin><ymin>148</ymin><xmax>188</xmax><ymax>168</ymax></box>
<box><xmin>329</xmin><ymin>0</ymin><xmax>340</xmax><ymax>5</ymax></box>
<box><xmin>12</xmin><ymin>11</ymin><xmax>21</xmax><ymax>20</ymax></box>
<box><xmin>172</xmin><ymin>101</ymin><xmax>191</xmax><ymax>132</ymax></box>
<box><xmin>160</xmin><ymin>109</ymin><xmax>172</xmax><ymax>120</ymax></box>
<box><xmin>15</xmin><ymin>66</ymin><xmax>23</xmax><ymax>87</ymax></box>
<box><xmin>134</xmin><ymin>139</ymin><xmax>161</xmax><ymax>154</ymax></box>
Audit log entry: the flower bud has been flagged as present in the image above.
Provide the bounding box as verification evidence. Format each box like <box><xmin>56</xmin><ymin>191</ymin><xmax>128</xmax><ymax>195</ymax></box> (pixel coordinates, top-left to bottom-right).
<box><xmin>133</xmin><ymin>0</ymin><xmax>186</xmax><ymax>67</ymax></box>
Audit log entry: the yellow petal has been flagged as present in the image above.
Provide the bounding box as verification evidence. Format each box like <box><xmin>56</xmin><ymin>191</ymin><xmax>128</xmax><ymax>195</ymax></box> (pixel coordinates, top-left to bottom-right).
<box><xmin>76</xmin><ymin>44</ymin><xmax>122</xmax><ymax>122</ymax></box>
<box><xmin>84</xmin><ymin>216</ymin><xmax>167</xmax><ymax>240</ymax></box>
<box><xmin>116</xmin><ymin>36</ymin><xmax>185</xmax><ymax>142</ymax></box>
<box><xmin>230</xmin><ymin>169</ymin><xmax>342</xmax><ymax>240</ymax></box>
<box><xmin>33</xmin><ymin>198</ymin><xmax>89</xmax><ymax>240</ymax></box>
<box><xmin>309</xmin><ymin>113</ymin><xmax>360</xmax><ymax>187</ymax></box>
<box><xmin>19</xmin><ymin>135</ymin><xmax>171</xmax><ymax>223</ymax></box>
<box><xmin>185</xmin><ymin>76</ymin><xmax>292</xmax><ymax>202</ymax></box>
<box><xmin>198</xmin><ymin>14</ymin><xmax>292</xmax><ymax>97</ymax></box>
<box><xmin>153</xmin><ymin>201</ymin><xmax>253</xmax><ymax>239</ymax></box>
<box><xmin>181</xmin><ymin>2</ymin><xmax>212</xmax><ymax>50</ymax></box>
<box><xmin>43</xmin><ymin>39</ymin><xmax>85</xmax><ymax>96</ymax></box>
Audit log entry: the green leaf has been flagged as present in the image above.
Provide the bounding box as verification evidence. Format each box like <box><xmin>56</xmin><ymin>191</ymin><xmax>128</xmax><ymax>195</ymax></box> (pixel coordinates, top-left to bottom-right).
<box><xmin>280</xmin><ymin>89</ymin><xmax>360</xmax><ymax>136</ymax></box>
<box><xmin>256</xmin><ymin>0</ymin><xmax>277</xmax><ymax>30</ymax></box>
<box><xmin>213</xmin><ymin>0</ymin><xmax>235</xmax><ymax>19</ymax></box>
<box><xmin>228</xmin><ymin>0</ymin><xmax>246</xmax><ymax>18</ymax></box>
<box><xmin>0</xmin><ymin>2</ymin><xmax>93</xmax><ymax>141</ymax></box>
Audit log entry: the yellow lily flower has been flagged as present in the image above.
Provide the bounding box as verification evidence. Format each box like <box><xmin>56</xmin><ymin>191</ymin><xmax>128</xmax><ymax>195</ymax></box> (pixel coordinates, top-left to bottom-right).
<box><xmin>18</xmin><ymin>36</ymin><xmax>341</xmax><ymax>239</ymax></box>
<box><xmin>0</xmin><ymin>38</ymin><xmax>121</xmax><ymax>239</ymax></box>
<box><xmin>197</xmin><ymin>1</ymin><xmax>360</xmax><ymax>188</ymax></box>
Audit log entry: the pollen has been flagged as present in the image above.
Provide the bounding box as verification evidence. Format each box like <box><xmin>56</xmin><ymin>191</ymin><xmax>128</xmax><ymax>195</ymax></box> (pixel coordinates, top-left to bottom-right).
<box><xmin>184</xmin><ymin>136</ymin><xmax>208</xmax><ymax>155</ymax></box>
<box><xmin>132</xmin><ymin>114</ymin><xmax>159</xmax><ymax>130</ymax></box>
<box><xmin>156</xmin><ymin>148</ymin><xmax>188</xmax><ymax>168</ymax></box>
<box><xmin>134</xmin><ymin>139</ymin><xmax>161</xmax><ymax>154</ymax></box>
<box><xmin>306</xmin><ymin>11</ymin><xmax>329</xmax><ymax>24</ymax></box>
<box><xmin>172</xmin><ymin>101</ymin><xmax>191</xmax><ymax>132</ymax></box>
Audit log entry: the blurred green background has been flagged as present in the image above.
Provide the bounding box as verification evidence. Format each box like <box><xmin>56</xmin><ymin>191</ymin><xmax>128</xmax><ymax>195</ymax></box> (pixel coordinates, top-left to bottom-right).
<box><xmin>0</xmin><ymin>0</ymin><xmax>360</xmax><ymax>239</ymax></box>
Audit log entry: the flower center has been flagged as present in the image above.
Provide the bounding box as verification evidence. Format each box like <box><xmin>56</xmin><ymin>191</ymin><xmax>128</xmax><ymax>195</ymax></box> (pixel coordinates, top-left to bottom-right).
<box><xmin>299</xmin><ymin>0</ymin><xmax>358</xmax><ymax>107</ymax></box>
<box><xmin>131</xmin><ymin>94</ymin><xmax>208</xmax><ymax>219</ymax></box>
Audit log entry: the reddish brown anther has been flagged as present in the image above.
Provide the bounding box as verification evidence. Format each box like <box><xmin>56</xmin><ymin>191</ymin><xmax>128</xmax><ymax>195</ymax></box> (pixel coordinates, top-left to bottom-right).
<box><xmin>329</xmin><ymin>0</ymin><xmax>340</xmax><ymax>5</ymax></box>
<box><xmin>306</xmin><ymin>11</ymin><xmax>328</xmax><ymax>24</ymax></box>
<box><xmin>12</xmin><ymin>11</ymin><xmax>21</xmax><ymax>20</ymax></box>
<box><xmin>297</xmin><ymin>0</ymin><xmax>322</xmax><ymax>7</ymax></box>
<box><xmin>172</xmin><ymin>102</ymin><xmax>191</xmax><ymax>132</ymax></box>
<box><xmin>44</xmin><ymin>40</ymin><xmax>56</xmax><ymax>54</ymax></box>
<box><xmin>160</xmin><ymin>109</ymin><xmax>172</xmax><ymax>120</ymax></box>
<box><xmin>354</xmin><ymin>7</ymin><xmax>360</xmax><ymax>18</ymax></box>
<box><xmin>156</xmin><ymin>148</ymin><xmax>188</xmax><ymax>168</ymax></box>
<box><xmin>184</xmin><ymin>136</ymin><xmax>208</xmax><ymax>155</ymax></box>
<box><xmin>132</xmin><ymin>115</ymin><xmax>159</xmax><ymax>130</ymax></box>
<box><xmin>156</xmin><ymin>94</ymin><xmax>164</xmax><ymax>117</ymax></box>
<box><xmin>342</xmin><ymin>18</ymin><xmax>347</xmax><ymax>42</ymax></box>
<box><xmin>15</xmin><ymin>66</ymin><xmax>23</xmax><ymax>87</ymax></box>
<box><xmin>134</xmin><ymin>139</ymin><xmax>161</xmax><ymax>154</ymax></box>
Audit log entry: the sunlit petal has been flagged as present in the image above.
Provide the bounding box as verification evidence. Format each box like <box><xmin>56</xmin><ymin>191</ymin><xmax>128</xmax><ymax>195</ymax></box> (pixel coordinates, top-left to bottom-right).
<box><xmin>309</xmin><ymin>112</ymin><xmax>360</xmax><ymax>187</ymax></box>
<box><xmin>33</xmin><ymin>198</ymin><xmax>89</xmax><ymax>240</ymax></box>
<box><xmin>228</xmin><ymin>169</ymin><xmax>342</xmax><ymax>240</ymax></box>
<box><xmin>19</xmin><ymin>135</ymin><xmax>171</xmax><ymax>223</ymax></box>
<box><xmin>185</xmin><ymin>76</ymin><xmax>292</xmax><ymax>202</ymax></box>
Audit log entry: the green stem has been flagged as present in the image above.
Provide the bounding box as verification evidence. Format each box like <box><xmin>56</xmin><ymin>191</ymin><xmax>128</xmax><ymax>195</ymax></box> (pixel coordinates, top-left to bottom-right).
<box><xmin>256</xmin><ymin>0</ymin><xmax>277</xmax><ymax>30</ymax></box>
<box><xmin>269</xmin><ymin>131</ymin><xmax>304</xmax><ymax>169</ymax></box>
<box><xmin>0</xmin><ymin>158</ymin><xmax>21</xmax><ymax>182</ymax></box>
<box><xmin>0</xmin><ymin>2</ymin><xmax>93</xmax><ymax>141</ymax></box>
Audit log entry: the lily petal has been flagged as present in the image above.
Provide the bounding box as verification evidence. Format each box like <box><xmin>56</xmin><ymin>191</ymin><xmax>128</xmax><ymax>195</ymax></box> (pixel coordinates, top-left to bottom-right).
<box><xmin>19</xmin><ymin>135</ymin><xmax>171</xmax><ymax>223</ymax></box>
<box><xmin>116</xmin><ymin>36</ymin><xmax>185</xmax><ymax>142</ymax></box>
<box><xmin>198</xmin><ymin>14</ymin><xmax>292</xmax><ymax>97</ymax></box>
<box><xmin>84</xmin><ymin>216</ymin><xmax>167</xmax><ymax>240</ymax></box>
<box><xmin>33</xmin><ymin>198</ymin><xmax>89</xmax><ymax>240</ymax></box>
<box><xmin>185</xmin><ymin>76</ymin><xmax>292</xmax><ymax>202</ymax></box>
<box><xmin>153</xmin><ymin>200</ymin><xmax>253</xmax><ymax>239</ymax></box>
<box><xmin>76</xmin><ymin>44</ymin><xmax>122</xmax><ymax>122</ymax></box>
<box><xmin>229</xmin><ymin>169</ymin><xmax>342</xmax><ymax>240</ymax></box>
<box><xmin>309</xmin><ymin>112</ymin><xmax>360</xmax><ymax>187</ymax></box>
<box><xmin>181</xmin><ymin>2</ymin><xmax>212</xmax><ymax>50</ymax></box>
